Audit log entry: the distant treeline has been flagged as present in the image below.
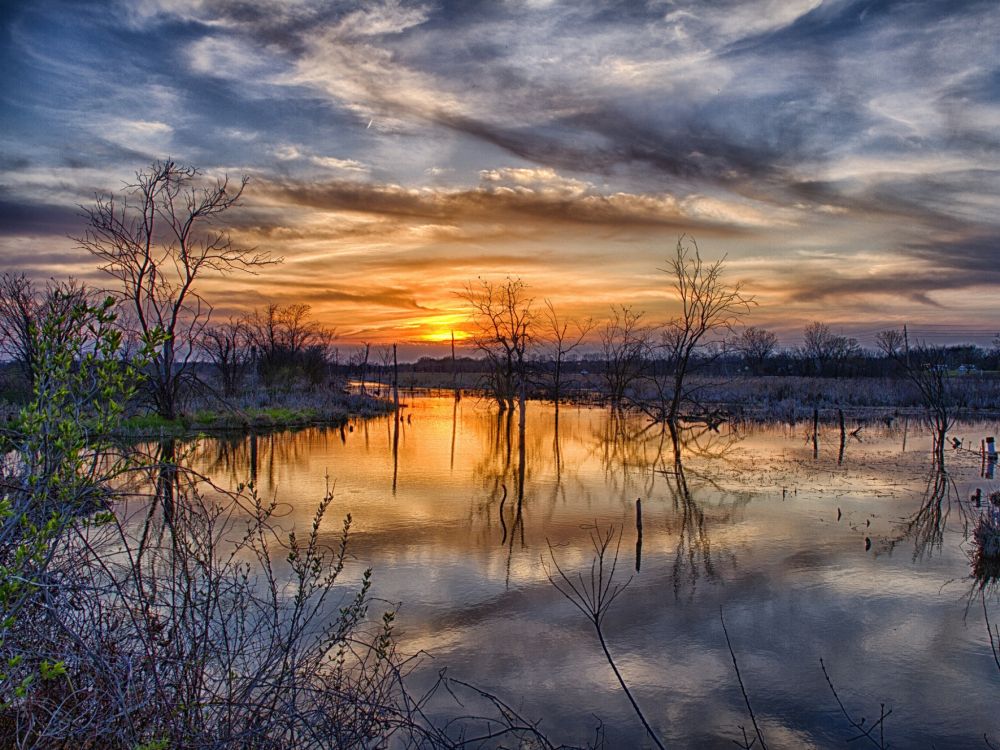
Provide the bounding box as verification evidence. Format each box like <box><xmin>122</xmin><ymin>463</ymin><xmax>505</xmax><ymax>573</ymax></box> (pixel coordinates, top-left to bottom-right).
<box><xmin>337</xmin><ymin>343</ymin><xmax>1000</xmax><ymax>381</ymax></box>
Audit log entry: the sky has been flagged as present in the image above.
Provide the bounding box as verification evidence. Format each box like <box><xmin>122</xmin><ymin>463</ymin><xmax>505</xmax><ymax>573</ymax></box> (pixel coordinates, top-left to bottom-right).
<box><xmin>1</xmin><ymin>0</ymin><xmax>998</xmax><ymax>356</ymax></box>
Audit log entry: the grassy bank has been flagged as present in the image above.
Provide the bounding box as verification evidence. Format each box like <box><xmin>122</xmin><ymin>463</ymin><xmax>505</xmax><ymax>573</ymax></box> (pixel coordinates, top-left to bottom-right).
<box><xmin>0</xmin><ymin>389</ymin><xmax>394</xmax><ymax>440</ymax></box>
<box><xmin>119</xmin><ymin>390</ymin><xmax>394</xmax><ymax>437</ymax></box>
<box><xmin>120</xmin><ymin>406</ymin><xmax>344</xmax><ymax>435</ymax></box>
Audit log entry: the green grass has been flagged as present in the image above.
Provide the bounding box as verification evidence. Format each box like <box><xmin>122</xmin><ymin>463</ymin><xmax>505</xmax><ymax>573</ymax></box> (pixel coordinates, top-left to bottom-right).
<box><xmin>121</xmin><ymin>413</ymin><xmax>178</xmax><ymax>431</ymax></box>
<box><xmin>116</xmin><ymin>405</ymin><xmax>356</xmax><ymax>436</ymax></box>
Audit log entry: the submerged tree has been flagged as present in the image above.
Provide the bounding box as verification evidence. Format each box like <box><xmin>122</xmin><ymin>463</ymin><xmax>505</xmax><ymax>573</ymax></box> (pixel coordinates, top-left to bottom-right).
<box><xmin>877</xmin><ymin>331</ymin><xmax>954</xmax><ymax>464</ymax></box>
<box><xmin>459</xmin><ymin>276</ymin><xmax>534</xmax><ymax>413</ymax></box>
<box><xmin>78</xmin><ymin>160</ymin><xmax>277</xmax><ymax>419</ymax></box>
<box><xmin>599</xmin><ymin>304</ymin><xmax>649</xmax><ymax>408</ymax></box>
<box><xmin>539</xmin><ymin>299</ymin><xmax>593</xmax><ymax>412</ymax></box>
<box><xmin>657</xmin><ymin>237</ymin><xmax>753</xmax><ymax>424</ymax></box>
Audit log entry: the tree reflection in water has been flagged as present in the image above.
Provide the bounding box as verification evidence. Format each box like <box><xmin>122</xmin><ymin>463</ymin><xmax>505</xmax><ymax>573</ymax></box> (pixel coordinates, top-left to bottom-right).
<box><xmin>391</xmin><ymin>409</ymin><xmax>400</xmax><ymax>494</ymax></box>
<box><xmin>593</xmin><ymin>411</ymin><xmax>752</xmax><ymax>600</ymax></box>
<box><xmin>662</xmin><ymin>421</ymin><xmax>749</xmax><ymax>601</ymax></box>
<box><xmin>470</xmin><ymin>402</ymin><xmax>738</xmax><ymax>592</ymax></box>
<box><xmin>185</xmin><ymin>427</ymin><xmax>337</xmax><ymax>496</ymax></box>
<box><xmin>883</xmin><ymin>455</ymin><xmax>967</xmax><ymax>562</ymax></box>
<box><xmin>469</xmin><ymin>408</ymin><xmax>527</xmax><ymax>588</ymax></box>
<box><xmin>155</xmin><ymin>438</ymin><xmax>177</xmax><ymax>526</ymax></box>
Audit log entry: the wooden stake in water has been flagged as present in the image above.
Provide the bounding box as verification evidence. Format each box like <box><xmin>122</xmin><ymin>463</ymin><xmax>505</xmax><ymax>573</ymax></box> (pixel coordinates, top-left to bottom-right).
<box><xmin>838</xmin><ymin>409</ymin><xmax>846</xmax><ymax>465</ymax></box>
<box><xmin>392</xmin><ymin>343</ymin><xmax>399</xmax><ymax>413</ymax></box>
<box><xmin>635</xmin><ymin>498</ymin><xmax>643</xmax><ymax>572</ymax></box>
<box><xmin>813</xmin><ymin>407</ymin><xmax>819</xmax><ymax>459</ymax></box>
<box><xmin>451</xmin><ymin>330</ymin><xmax>457</xmax><ymax>391</ymax></box>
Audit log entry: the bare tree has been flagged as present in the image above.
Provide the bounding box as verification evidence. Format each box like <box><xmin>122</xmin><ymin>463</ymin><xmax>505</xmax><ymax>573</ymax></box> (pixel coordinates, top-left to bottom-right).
<box><xmin>875</xmin><ymin>328</ymin><xmax>906</xmax><ymax>377</ymax></box>
<box><xmin>278</xmin><ymin>303</ymin><xmax>321</xmax><ymax>359</ymax></box>
<box><xmin>199</xmin><ymin>317</ymin><xmax>251</xmax><ymax>397</ymax></box>
<box><xmin>801</xmin><ymin>321</ymin><xmax>859</xmax><ymax>376</ymax></box>
<box><xmin>0</xmin><ymin>273</ymin><xmax>37</xmax><ymax>386</ymax></box>
<box><xmin>352</xmin><ymin>342</ymin><xmax>372</xmax><ymax>394</ymax></box>
<box><xmin>78</xmin><ymin>160</ymin><xmax>277</xmax><ymax>419</ymax></box>
<box><xmin>875</xmin><ymin>328</ymin><xmax>905</xmax><ymax>360</ymax></box>
<box><xmin>732</xmin><ymin>325</ymin><xmax>778</xmax><ymax>375</ymax></box>
<box><xmin>0</xmin><ymin>274</ymin><xmax>93</xmax><ymax>389</ymax></box>
<box><xmin>599</xmin><ymin>305</ymin><xmax>649</xmax><ymax>407</ymax></box>
<box><xmin>657</xmin><ymin>237</ymin><xmax>753</xmax><ymax>424</ymax></box>
<box><xmin>879</xmin><ymin>330</ymin><xmax>954</xmax><ymax>464</ymax></box>
<box><xmin>540</xmin><ymin>299</ymin><xmax>594</xmax><ymax>411</ymax></box>
<box><xmin>801</xmin><ymin>321</ymin><xmax>832</xmax><ymax>367</ymax></box>
<box><xmin>459</xmin><ymin>277</ymin><xmax>534</xmax><ymax>413</ymax></box>
<box><xmin>375</xmin><ymin>345</ymin><xmax>394</xmax><ymax>397</ymax></box>
<box><xmin>243</xmin><ymin>302</ymin><xmax>335</xmax><ymax>388</ymax></box>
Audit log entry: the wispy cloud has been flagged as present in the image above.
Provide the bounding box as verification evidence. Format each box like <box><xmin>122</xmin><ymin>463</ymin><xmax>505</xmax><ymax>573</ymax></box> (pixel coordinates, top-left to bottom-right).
<box><xmin>1</xmin><ymin>0</ymin><xmax>997</xmax><ymax>343</ymax></box>
<box><xmin>257</xmin><ymin>170</ymin><xmax>778</xmax><ymax>233</ymax></box>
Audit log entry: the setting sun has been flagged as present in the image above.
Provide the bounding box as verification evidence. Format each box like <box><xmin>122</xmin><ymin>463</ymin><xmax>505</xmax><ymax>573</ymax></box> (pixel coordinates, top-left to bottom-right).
<box><xmin>421</xmin><ymin>329</ymin><xmax>471</xmax><ymax>343</ymax></box>
<box><xmin>412</xmin><ymin>315</ymin><xmax>473</xmax><ymax>344</ymax></box>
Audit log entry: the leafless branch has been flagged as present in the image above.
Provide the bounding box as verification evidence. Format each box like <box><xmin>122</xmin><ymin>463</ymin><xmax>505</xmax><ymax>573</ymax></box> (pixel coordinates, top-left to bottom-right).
<box><xmin>720</xmin><ymin>608</ymin><xmax>768</xmax><ymax>750</ymax></box>
<box><xmin>545</xmin><ymin>526</ymin><xmax>665</xmax><ymax>750</ymax></box>
<box><xmin>820</xmin><ymin>658</ymin><xmax>891</xmax><ymax>749</ymax></box>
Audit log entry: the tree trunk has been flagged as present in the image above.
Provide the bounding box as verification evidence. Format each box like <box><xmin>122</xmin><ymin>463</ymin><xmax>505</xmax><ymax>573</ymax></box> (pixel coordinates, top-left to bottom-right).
<box><xmin>157</xmin><ymin>337</ymin><xmax>177</xmax><ymax>420</ymax></box>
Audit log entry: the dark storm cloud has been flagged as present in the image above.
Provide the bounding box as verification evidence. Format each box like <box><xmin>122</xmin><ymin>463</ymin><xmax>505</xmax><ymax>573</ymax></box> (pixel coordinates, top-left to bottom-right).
<box><xmin>782</xmin><ymin>173</ymin><xmax>999</xmax><ymax>232</ymax></box>
<box><xmin>903</xmin><ymin>232</ymin><xmax>1000</xmax><ymax>279</ymax></box>
<box><xmin>0</xmin><ymin>196</ymin><xmax>80</xmax><ymax>236</ymax></box>
<box><xmin>0</xmin><ymin>248</ymin><xmax>92</xmax><ymax>272</ymax></box>
<box><xmin>434</xmin><ymin>110</ymin><xmax>789</xmax><ymax>188</ymax></box>
<box><xmin>788</xmin><ymin>273</ymin><xmax>948</xmax><ymax>306</ymax></box>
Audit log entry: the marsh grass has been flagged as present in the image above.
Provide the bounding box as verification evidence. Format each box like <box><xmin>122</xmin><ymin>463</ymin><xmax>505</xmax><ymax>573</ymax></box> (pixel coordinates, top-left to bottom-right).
<box><xmin>974</xmin><ymin>509</ymin><xmax>1000</xmax><ymax>582</ymax></box>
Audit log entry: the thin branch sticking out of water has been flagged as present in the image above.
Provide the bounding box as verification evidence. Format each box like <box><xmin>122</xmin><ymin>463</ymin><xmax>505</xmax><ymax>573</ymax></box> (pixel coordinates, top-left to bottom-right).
<box><xmin>720</xmin><ymin>608</ymin><xmax>768</xmax><ymax>750</ymax></box>
<box><xmin>546</xmin><ymin>526</ymin><xmax>665</xmax><ymax>750</ymax></box>
<box><xmin>983</xmin><ymin>593</ymin><xmax>1000</xmax><ymax>675</ymax></box>
<box><xmin>820</xmin><ymin>658</ymin><xmax>891</xmax><ymax>749</ymax></box>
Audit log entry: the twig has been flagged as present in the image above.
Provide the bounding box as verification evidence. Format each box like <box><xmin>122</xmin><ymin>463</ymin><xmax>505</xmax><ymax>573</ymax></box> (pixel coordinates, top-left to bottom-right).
<box><xmin>546</xmin><ymin>526</ymin><xmax>666</xmax><ymax>750</ymax></box>
<box><xmin>720</xmin><ymin>608</ymin><xmax>767</xmax><ymax>750</ymax></box>
<box><xmin>820</xmin><ymin>658</ymin><xmax>891</xmax><ymax>749</ymax></box>
<box><xmin>984</xmin><ymin>592</ymin><xmax>1000</xmax><ymax>674</ymax></box>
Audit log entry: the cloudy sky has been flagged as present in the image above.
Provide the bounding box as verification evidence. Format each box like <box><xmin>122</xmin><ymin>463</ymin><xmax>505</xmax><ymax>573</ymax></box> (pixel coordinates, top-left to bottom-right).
<box><xmin>1</xmin><ymin>0</ymin><xmax>998</xmax><ymax>353</ymax></box>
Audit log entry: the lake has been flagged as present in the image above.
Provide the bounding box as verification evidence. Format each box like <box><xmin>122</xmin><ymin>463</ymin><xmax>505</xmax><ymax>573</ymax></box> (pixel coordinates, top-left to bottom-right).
<box><xmin>184</xmin><ymin>394</ymin><xmax>1000</xmax><ymax>748</ymax></box>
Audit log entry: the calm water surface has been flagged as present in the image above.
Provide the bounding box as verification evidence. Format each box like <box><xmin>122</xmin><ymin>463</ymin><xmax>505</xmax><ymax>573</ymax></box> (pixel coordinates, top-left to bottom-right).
<box><xmin>187</xmin><ymin>395</ymin><xmax>1000</xmax><ymax>748</ymax></box>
